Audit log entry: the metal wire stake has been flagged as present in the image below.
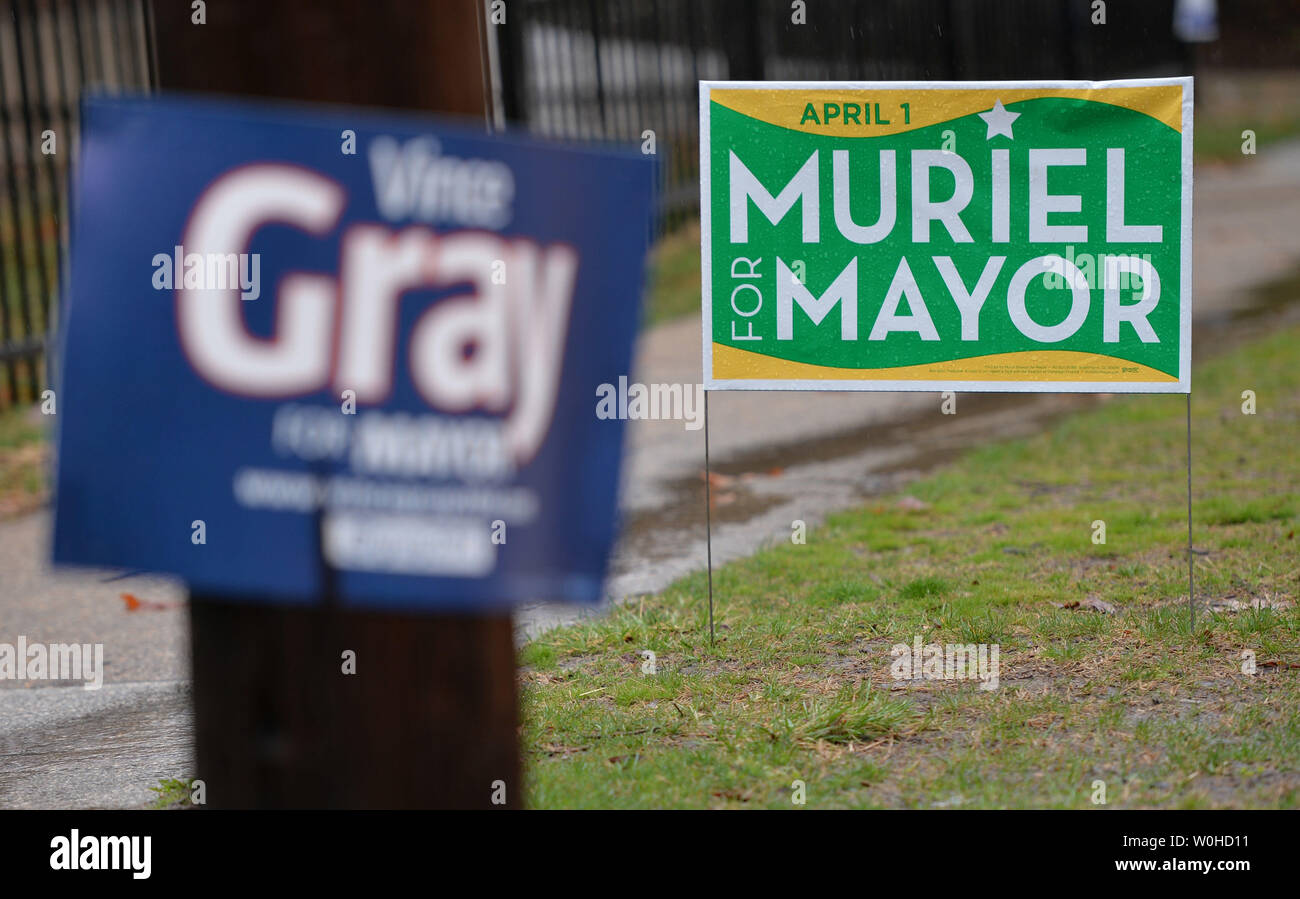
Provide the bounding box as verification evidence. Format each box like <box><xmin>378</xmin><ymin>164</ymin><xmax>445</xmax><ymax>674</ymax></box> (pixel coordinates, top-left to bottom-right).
<box><xmin>704</xmin><ymin>390</ymin><xmax>714</xmax><ymax>646</ymax></box>
<box><xmin>1187</xmin><ymin>392</ymin><xmax>1194</xmax><ymax>633</ymax></box>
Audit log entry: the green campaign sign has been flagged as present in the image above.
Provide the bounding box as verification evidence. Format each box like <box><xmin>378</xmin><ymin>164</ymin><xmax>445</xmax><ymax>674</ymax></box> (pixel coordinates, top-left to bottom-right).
<box><xmin>700</xmin><ymin>79</ymin><xmax>1193</xmax><ymax>393</ymax></box>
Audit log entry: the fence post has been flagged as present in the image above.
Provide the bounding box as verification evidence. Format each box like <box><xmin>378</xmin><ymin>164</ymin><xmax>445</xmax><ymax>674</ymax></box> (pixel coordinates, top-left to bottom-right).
<box><xmin>152</xmin><ymin>0</ymin><xmax>521</xmax><ymax>809</ymax></box>
<box><xmin>726</xmin><ymin>0</ymin><xmax>765</xmax><ymax>81</ymax></box>
<box><xmin>495</xmin><ymin>0</ymin><xmax>527</xmax><ymax>125</ymax></box>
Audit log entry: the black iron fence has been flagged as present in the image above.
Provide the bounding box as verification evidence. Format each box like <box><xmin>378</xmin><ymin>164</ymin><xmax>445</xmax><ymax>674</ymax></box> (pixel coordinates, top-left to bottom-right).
<box><xmin>0</xmin><ymin>0</ymin><xmax>154</xmax><ymax>409</ymax></box>
<box><xmin>492</xmin><ymin>0</ymin><xmax>1194</xmax><ymax>235</ymax></box>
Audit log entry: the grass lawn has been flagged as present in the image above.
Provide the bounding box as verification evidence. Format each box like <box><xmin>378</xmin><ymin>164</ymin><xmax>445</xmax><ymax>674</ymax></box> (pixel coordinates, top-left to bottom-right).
<box><xmin>0</xmin><ymin>402</ymin><xmax>47</xmax><ymax>518</ymax></box>
<box><xmin>1196</xmin><ymin>69</ymin><xmax>1300</xmax><ymax>164</ymax></box>
<box><xmin>1195</xmin><ymin>114</ymin><xmax>1300</xmax><ymax>163</ymax></box>
<box><xmin>520</xmin><ymin>322</ymin><xmax>1300</xmax><ymax>809</ymax></box>
<box><xmin>642</xmin><ymin>220</ymin><xmax>702</xmax><ymax>327</ymax></box>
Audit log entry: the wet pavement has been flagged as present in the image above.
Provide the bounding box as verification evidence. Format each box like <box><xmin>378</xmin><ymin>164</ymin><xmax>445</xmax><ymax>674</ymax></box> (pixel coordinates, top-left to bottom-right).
<box><xmin>0</xmin><ymin>680</ymin><xmax>192</xmax><ymax>809</ymax></box>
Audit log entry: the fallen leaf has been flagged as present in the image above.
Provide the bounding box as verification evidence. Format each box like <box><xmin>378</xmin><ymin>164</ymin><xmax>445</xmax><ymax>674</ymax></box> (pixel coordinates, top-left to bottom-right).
<box><xmin>710</xmin><ymin>788</ymin><xmax>754</xmax><ymax>802</ymax></box>
<box><xmin>702</xmin><ymin>471</ymin><xmax>736</xmax><ymax>488</ymax></box>
<box><xmin>120</xmin><ymin>592</ymin><xmax>180</xmax><ymax>612</ymax></box>
<box><xmin>1081</xmin><ymin>595</ymin><xmax>1118</xmax><ymax>614</ymax></box>
<box><xmin>1210</xmin><ymin>595</ymin><xmax>1293</xmax><ymax>613</ymax></box>
<box><xmin>1057</xmin><ymin>595</ymin><xmax>1117</xmax><ymax>614</ymax></box>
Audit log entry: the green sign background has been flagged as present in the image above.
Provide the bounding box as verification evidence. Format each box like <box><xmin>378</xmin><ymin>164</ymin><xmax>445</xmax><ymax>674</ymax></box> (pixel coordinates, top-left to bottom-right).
<box><xmin>702</xmin><ymin>81</ymin><xmax>1191</xmax><ymax>392</ymax></box>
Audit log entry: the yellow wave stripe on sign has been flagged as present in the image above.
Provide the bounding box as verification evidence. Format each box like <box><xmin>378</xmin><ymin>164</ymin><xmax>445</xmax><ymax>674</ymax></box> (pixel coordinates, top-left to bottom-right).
<box><xmin>712</xmin><ymin>342</ymin><xmax>1178</xmax><ymax>383</ymax></box>
<box><xmin>708</xmin><ymin>85</ymin><xmax>1184</xmax><ymax>137</ymax></box>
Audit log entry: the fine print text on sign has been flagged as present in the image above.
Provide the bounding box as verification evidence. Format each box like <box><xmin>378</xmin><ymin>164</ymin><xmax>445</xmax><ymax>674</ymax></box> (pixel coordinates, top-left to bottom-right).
<box><xmin>701</xmin><ymin>79</ymin><xmax>1193</xmax><ymax>393</ymax></box>
<box><xmin>53</xmin><ymin>95</ymin><xmax>655</xmax><ymax>610</ymax></box>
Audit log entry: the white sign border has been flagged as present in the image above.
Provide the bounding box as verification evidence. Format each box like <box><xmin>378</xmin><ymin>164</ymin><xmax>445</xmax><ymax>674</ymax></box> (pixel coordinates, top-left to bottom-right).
<box><xmin>699</xmin><ymin>78</ymin><xmax>1194</xmax><ymax>394</ymax></box>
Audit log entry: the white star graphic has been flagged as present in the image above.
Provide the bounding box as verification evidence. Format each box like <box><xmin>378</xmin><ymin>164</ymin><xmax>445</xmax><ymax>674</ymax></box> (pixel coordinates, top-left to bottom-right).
<box><xmin>978</xmin><ymin>99</ymin><xmax>1020</xmax><ymax>140</ymax></box>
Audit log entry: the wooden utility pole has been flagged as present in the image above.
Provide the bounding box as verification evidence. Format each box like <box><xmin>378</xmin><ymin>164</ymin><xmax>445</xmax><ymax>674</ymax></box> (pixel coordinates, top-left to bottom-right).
<box><xmin>153</xmin><ymin>0</ymin><xmax>520</xmax><ymax>809</ymax></box>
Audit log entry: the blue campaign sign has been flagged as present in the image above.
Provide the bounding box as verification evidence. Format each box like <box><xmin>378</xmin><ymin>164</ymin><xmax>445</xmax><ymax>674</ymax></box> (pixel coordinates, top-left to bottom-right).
<box><xmin>52</xmin><ymin>95</ymin><xmax>655</xmax><ymax>611</ymax></box>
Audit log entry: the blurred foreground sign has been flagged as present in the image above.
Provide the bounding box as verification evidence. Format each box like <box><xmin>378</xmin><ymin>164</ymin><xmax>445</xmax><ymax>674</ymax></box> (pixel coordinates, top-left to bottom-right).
<box><xmin>701</xmin><ymin>79</ymin><xmax>1192</xmax><ymax>393</ymax></box>
<box><xmin>53</xmin><ymin>95</ymin><xmax>654</xmax><ymax>610</ymax></box>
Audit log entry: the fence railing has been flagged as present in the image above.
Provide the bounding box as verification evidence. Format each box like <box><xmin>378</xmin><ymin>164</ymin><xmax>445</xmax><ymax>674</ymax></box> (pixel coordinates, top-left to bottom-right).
<box><xmin>0</xmin><ymin>0</ymin><xmax>154</xmax><ymax>410</ymax></box>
